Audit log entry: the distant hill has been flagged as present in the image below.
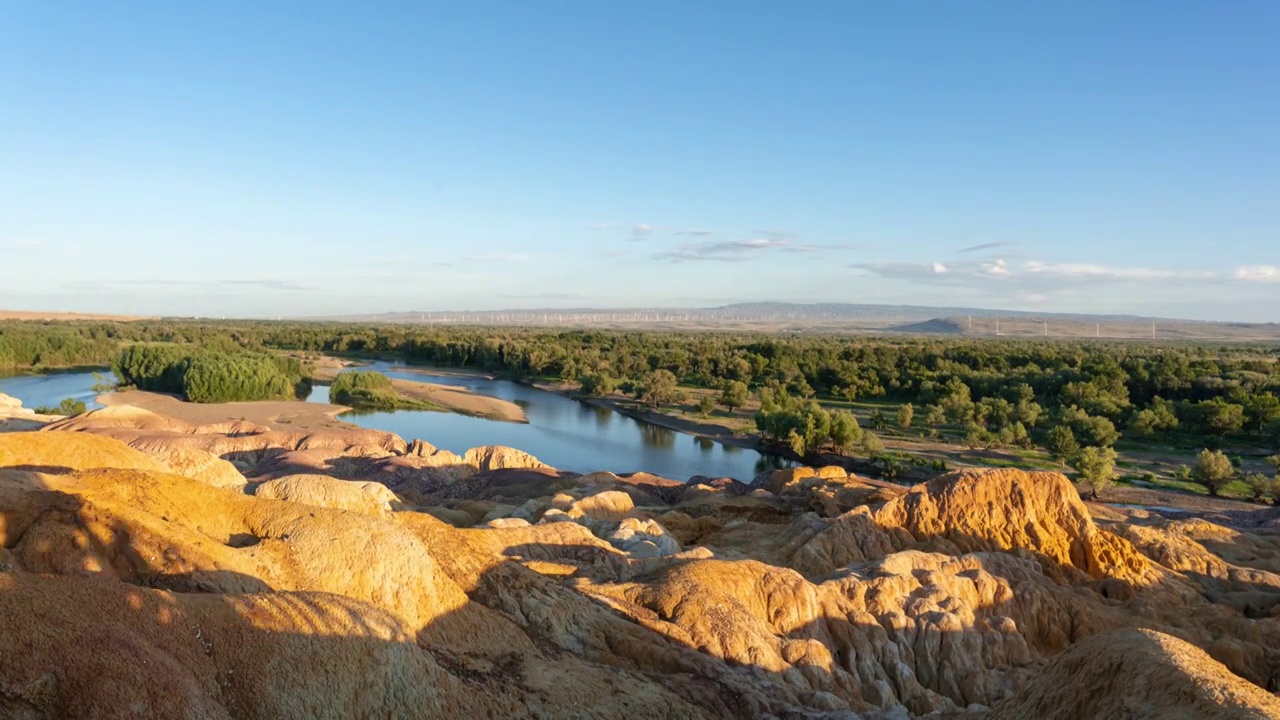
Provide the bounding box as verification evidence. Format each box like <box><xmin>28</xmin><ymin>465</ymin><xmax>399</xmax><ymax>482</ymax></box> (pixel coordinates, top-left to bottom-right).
<box><xmin>315</xmin><ymin>301</ymin><xmax>1167</xmax><ymax>325</ymax></box>
<box><xmin>307</xmin><ymin>302</ymin><xmax>1280</xmax><ymax>340</ymax></box>
<box><xmin>0</xmin><ymin>310</ymin><xmax>150</xmax><ymax>322</ymax></box>
<box><xmin>887</xmin><ymin>318</ymin><xmax>965</xmax><ymax>334</ymax></box>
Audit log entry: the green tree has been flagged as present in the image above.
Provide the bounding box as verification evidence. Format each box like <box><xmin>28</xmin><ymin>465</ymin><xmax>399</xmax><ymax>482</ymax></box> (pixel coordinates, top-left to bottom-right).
<box><xmin>639</xmin><ymin>369</ymin><xmax>679</xmax><ymax>409</ymax></box>
<box><xmin>1046</xmin><ymin>425</ymin><xmax>1080</xmax><ymax>468</ymax></box>
<box><xmin>1061</xmin><ymin>406</ymin><xmax>1119</xmax><ymax>447</ymax></box>
<box><xmin>1072</xmin><ymin>446</ymin><xmax>1117</xmax><ymax>499</ymax></box>
<box><xmin>725</xmin><ymin>356</ymin><xmax>753</xmax><ymax>383</ymax></box>
<box><xmin>697</xmin><ymin>394</ymin><xmax>716</xmax><ymax>417</ymax></box>
<box><xmin>1191</xmin><ymin>449</ymin><xmax>1235</xmax><ymax>497</ymax></box>
<box><xmin>860</xmin><ymin>430</ymin><xmax>884</xmax><ymax>457</ymax></box>
<box><xmin>963</xmin><ymin>422</ymin><xmax>988</xmax><ymax>449</ymax></box>
<box><xmin>1267</xmin><ymin>454</ymin><xmax>1280</xmax><ymax>475</ymax></box>
<box><xmin>997</xmin><ymin>421</ymin><xmax>1030</xmax><ymax>448</ymax></box>
<box><xmin>578</xmin><ymin>373</ymin><xmax>616</xmax><ymax>395</ymax></box>
<box><xmin>1245</xmin><ymin>394</ymin><xmax>1280</xmax><ymax>436</ymax></box>
<box><xmin>719</xmin><ymin>380</ymin><xmax>750</xmax><ymax>412</ymax></box>
<box><xmin>1013</xmin><ymin>398</ymin><xmax>1043</xmax><ymax>428</ymax></box>
<box><xmin>829</xmin><ymin>411</ymin><xmax>863</xmax><ymax>452</ymax></box>
<box><xmin>1187</xmin><ymin>399</ymin><xmax>1245</xmax><ymax>437</ymax></box>
<box><xmin>1130</xmin><ymin>397</ymin><xmax>1179</xmax><ymax>437</ymax></box>
<box><xmin>1243</xmin><ymin>472</ymin><xmax>1278</xmax><ymax>504</ymax></box>
<box><xmin>896</xmin><ymin>403</ymin><xmax>914</xmax><ymax>430</ymax></box>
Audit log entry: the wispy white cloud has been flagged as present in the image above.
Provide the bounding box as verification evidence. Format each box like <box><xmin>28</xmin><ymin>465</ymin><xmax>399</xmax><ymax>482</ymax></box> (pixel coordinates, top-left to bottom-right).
<box><xmin>850</xmin><ymin>262</ymin><xmax>951</xmax><ymax>279</ymax></box>
<box><xmin>854</xmin><ymin>259</ymin><xmax>1225</xmax><ymax>286</ymax></box>
<box><xmin>981</xmin><ymin>258</ymin><xmax>1012</xmax><ymax>277</ymax></box>
<box><xmin>1235</xmin><ymin>265</ymin><xmax>1280</xmax><ymax>282</ymax></box>
<box><xmin>676</xmin><ymin>229</ymin><xmax>715</xmax><ymax>237</ymax></box>
<box><xmin>656</xmin><ymin>237</ymin><xmax>794</xmax><ymax>262</ymax></box>
<box><xmin>1021</xmin><ymin>261</ymin><xmax>1209</xmax><ymax>280</ymax></box>
<box><xmin>957</xmin><ymin>241</ymin><xmax>1016</xmax><ymax>254</ymax></box>
<box><xmin>629</xmin><ymin>224</ymin><xmax>655</xmax><ymax>241</ymax></box>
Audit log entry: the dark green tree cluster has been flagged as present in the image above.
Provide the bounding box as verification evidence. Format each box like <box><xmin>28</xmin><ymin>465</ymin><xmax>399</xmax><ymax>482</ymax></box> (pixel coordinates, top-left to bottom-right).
<box><xmin>111</xmin><ymin>343</ymin><xmax>308</xmax><ymax>403</ymax></box>
<box><xmin>329</xmin><ymin>370</ymin><xmax>436</xmax><ymax>411</ymax></box>
<box><xmin>112</xmin><ymin>344</ymin><xmax>192</xmax><ymax>393</ymax></box>
<box><xmin>182</xmin><ymin>354</ymin><xmax>296</xmax><ymax>403</ymax></box>
<box><xmin>754</xmin><ymin>387</ymin><xmax>872</xmax><ymax>457</ymax></box>
<box><xmin>0</xmin><ymin>322</ymin><xmax>121</xmax><ymax>370</ymax></box>
<box><xmin>330</xmin><ymin>370</ymin><xmax>397</xmax><ymax>407</ymax></box>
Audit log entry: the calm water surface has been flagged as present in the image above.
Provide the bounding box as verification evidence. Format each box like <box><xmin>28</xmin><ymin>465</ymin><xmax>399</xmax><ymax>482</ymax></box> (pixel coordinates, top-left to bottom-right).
<box><xmin>1</xmin><ymin>365</ymin><xmax>790</xmax><ymax>481</ymax></box>
<box><xmin>0</xmin><ymin>370</ymin><xmax>114</xmax><ymax>411</ymax></box>
<box><xmin>309</xmin><ymin>363</ymin><xmax>791</xmax><ymax>480</ymax></box>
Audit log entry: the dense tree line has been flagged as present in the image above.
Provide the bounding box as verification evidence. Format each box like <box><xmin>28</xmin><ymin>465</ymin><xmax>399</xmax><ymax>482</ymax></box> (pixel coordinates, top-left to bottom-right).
<box><xmin>0</xmin><ymin>322</ymin><xmax>121</xmax><ymax>369</ymax></box>
<box><xmin>4</xmin><ymin>319</ymin><xmax>1279</xmax><ymax>448</ymax></box>
<box><xmin>111</xmin><ymin>343</ymin><xmax>309</xmax><ymax>403</ymax></box>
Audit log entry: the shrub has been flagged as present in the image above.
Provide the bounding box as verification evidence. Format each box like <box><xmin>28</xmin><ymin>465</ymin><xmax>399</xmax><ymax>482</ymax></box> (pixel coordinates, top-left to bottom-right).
<box><xmin>34</xmin><ymin>397</ymin><xmax>87</xmax><ymax>416</ymax></box>
<box><xmin>1191</xmin><ymin>449</ymin><xmax>1235</xmax><ymax>497</ymax></box>
<box><xmin>1243</xmin><ymin>472</ymin><xmax>1278</xmax><ymax>504</ymax></box>
<box><xmin>1072</xmin><ymin>446</ymin><xmax>1118</xmax><ymax>499</ymax></box>
<box><xmin>697</xmin><ymin>395</ymin><xmax>716</xmax><ymax>417</ymax></box>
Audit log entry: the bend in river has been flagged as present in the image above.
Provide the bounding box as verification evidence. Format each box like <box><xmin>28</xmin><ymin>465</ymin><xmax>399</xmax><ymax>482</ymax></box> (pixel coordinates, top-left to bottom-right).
<box><xmin>1</xmin><ymin>365</ymin><xmax>791</xmax><ymax>481</ymax></box>
<box><xmin>307</xmin><ymin>363</ymin><xmax>791</xmax><ymax>480</ymax></box>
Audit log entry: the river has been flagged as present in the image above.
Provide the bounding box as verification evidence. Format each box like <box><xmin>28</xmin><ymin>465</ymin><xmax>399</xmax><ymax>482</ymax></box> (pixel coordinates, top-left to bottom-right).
<box><xmin>1</xmin><ymin>365</ymin><xmax>791</xmax><ymax>481</ymax></box>
<box><xmin>0</xmin><ymin>370</ymin><xmax>113</xmax><ymax>412</ymax></box>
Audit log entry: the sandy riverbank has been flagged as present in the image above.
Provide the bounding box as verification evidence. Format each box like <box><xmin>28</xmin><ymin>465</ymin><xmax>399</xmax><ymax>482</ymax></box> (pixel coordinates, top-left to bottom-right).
<box><xmin>310</xmin><ymin>358</ymin><xmax>503</xmax><ymax>383</ymax></box>
<box><xmin>98</xmin><ymin>390</ymin><xmax>353</xmax><ymax>432</ymax></box>
<box><xmin>388</xmin><ymin>378</ymin><xmax>526</xmax><ymax>422</ymax></box>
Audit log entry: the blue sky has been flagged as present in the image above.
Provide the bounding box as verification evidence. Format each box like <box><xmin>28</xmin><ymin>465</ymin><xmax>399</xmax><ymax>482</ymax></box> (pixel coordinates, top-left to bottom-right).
<box><xmin>2</xmin><ymin>2</ymin><xmax>1277</xmax><ymax>321</ymax></box>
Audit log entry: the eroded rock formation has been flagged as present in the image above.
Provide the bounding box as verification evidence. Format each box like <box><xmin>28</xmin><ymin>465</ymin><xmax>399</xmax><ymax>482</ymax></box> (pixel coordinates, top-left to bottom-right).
<box><xmin>3</xmin><ymin>421</ymin><xmax>1280</xmax><ymax>718</ymax></box>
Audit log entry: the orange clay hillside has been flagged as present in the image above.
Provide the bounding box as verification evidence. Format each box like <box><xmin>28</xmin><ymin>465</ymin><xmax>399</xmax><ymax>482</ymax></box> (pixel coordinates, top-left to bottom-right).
<box><xmin>4</xmin><ymin>421</ymin><xmax>1280</xmax><ymax>718</ymax></box>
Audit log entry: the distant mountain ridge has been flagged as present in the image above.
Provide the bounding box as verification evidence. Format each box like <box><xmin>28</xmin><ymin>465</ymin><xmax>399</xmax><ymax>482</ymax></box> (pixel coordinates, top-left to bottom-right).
<box><xmin>301</xmin><ymin>302</ymin><xmax>1280</xmax><ymax>340</ymax></box>
<box><xmin>317</xmin><ymin>301</ymin><xmax>1207</xmax><ymax>325</ymax></box>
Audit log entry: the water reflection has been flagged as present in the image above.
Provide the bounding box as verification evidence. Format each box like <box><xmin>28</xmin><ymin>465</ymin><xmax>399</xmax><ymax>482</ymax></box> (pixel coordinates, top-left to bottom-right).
<box><xmin>637</xmin><ymin>422</ymin><xmax>676</xmax><ymax>449</ymax></box>
<box><xmin>584</xmin><ymin>404</ymin><xmax>613</xmax><ymax>429</ymax></box>
<box><xmin>326</xmin><ymin>363</ymin><xmax>794</xmax><ymax>480</ymax></box>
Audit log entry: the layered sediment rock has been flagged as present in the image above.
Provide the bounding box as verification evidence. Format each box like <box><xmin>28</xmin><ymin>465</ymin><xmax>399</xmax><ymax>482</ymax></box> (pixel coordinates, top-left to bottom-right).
<box><xmin>3</xmin><ymin>423</ymin><xmax>1280</xmax><ymax>718</ymax></box>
